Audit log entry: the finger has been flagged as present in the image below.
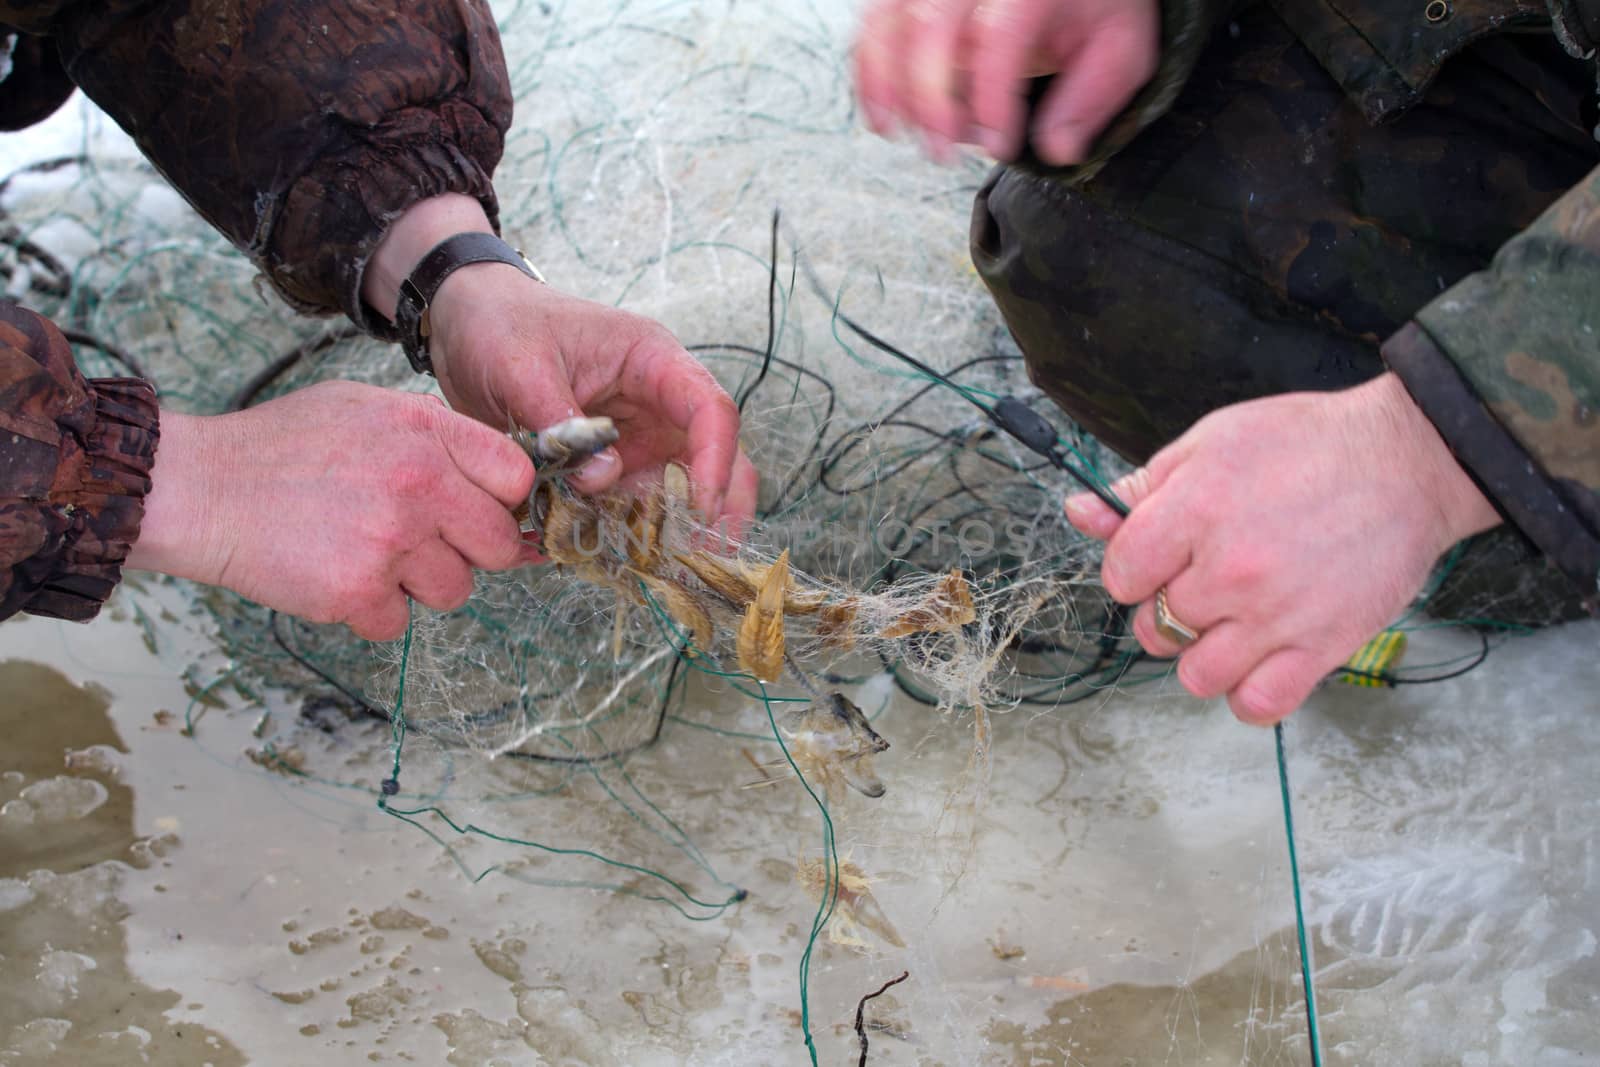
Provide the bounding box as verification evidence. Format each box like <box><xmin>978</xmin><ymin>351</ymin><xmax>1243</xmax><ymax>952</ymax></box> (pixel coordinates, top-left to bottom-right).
<box><xmin>1130</xmin><ymin>596</ymin><xmax>1185</xmax><ymax>660</ymax></box>
<box><xmin>855</xmin><ymin>1</ymin><xmax>902</xmax><ymax>134</ymax></box>
<box><xmin>1030</xmin><ymin>11</ymin><xmax>1159</xmax><ymax>165</ymax></box>
<box><xmin>904</xmin><ymin>0</ymin><xmax>973</xmax><ymax>156</ymax></box>
<box><xmin>1063</xmin><ymin>490</ymin><xmax>1123</xmax><ymax>540</ymax></box>
<box><xmin>1066</xmin><ymin>459</ymin><xmax>1167</xmax><ymax>540</ymax></box>
<box><xmin>567</xmin><ymin>446</ymin><xmax>624</xmax><ymax>497</ymax></box>
<box><xmin>427</xmin><ymin>402</ymin><xmax>537</xmax><ymax>510</ymax></box>
<box><xmin>1173</xmin><ymin>621</ymin><xmax>1262</xmax><ymax>701</ymax></box>
<box><xmin>1098</xmin><ymin>472</ymin><xmax>1190</xmax><ymax>605</ymax></box>
<box><xmin>439</xmin><ymin>484</ymin><xmax>530</xmax><ymax>572</ymax></box>
<box><xmin>397</xmin><ymin>540</ymin><xmax>477</xmax><ymax>614</ymax></box>
<box><xmin>967</xmin><ymin>0</ymin><xmax>1063</xmax><ymax>161</ymax></box>
<box><xmin>348</xmin><ymin>593</ymin><xmax>412</xmax><ymax>643</ymax></box>
<box><xmin>724</xmin><ymin>447</ymin><xmax>760</xmax><ymax>528</ymax></box>
<box><xmin>1228</xmin><ymin>647</ymin><xmax>1330</xmax><ymax>726</ymax></box>
<box><xmin>487</xmin><ymin>354</ymin><xmax>624</xmax><ymax>498</ymax></box>
<box><xmin>636</xmin><ymin>346</ymin><xmax>742</xmax><ymax>519</ymax></box>
<box><xmin>518</xmin><ymin>530</ymin><xmax>550</xmax><ymax>566</ymax></box>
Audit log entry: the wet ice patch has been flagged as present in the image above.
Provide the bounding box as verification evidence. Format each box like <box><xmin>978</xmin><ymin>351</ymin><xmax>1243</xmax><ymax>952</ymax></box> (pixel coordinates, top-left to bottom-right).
<box><xmin>0</xmin><ymin>880</ymin><xmax>33</xmax><ymax>914</ymax></box>
<box><xmin>0</xmin><ymin>776</ymin><xmax>108</xmax><ymax>828</ymax></box>
<box><xmin>35</xmin><ymin>951</ymin><xmax>97</xmax><ymax>1001</ymax></box>
<box><xmin>2</xmin><ymin>1018</ymin><xmax>72</xmax><ymax>1059</ymax></box>
<box><xmin>63</xmin><ymin>745</ymin><xmax>124</xmax><ymax>780</ymax></box>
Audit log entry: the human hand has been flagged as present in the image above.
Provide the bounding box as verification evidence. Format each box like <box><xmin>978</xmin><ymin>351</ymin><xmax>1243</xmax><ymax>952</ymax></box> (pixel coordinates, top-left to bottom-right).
<box><xmin>854</xmin><ymin>0</ymin><xmax>1160</xmax><ymax>163</ymax></box>
<box><xmin>427</xmin><ymin>269</ymin><xmax>759</xmax><ymax>529</ymax></box>
<box><xmin>126</xmin><ymin>381</ymin><xmax>535</xmax><ymax>641</ymax></box>
<box><xmin>1063</xmin><ymin>374</ymin><xmax>1502</xmax><ymax>724</ymax></box>
<box><xmin>361</xmin><ymin>196</ymin><xmax>757</xmax><ymax>532</ymax></box>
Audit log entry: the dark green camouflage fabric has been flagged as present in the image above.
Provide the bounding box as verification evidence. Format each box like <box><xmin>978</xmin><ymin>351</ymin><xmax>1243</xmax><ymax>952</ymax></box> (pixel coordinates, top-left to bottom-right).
<box><xmin>1387</xmin><ymin>167</ymin><xmax>1600</xmax><ymax>597</ymax></box>
<box><xmin>976</xmin><ymin>0</ymin><xmax>1600</xmax><ymax>609</ymax></box>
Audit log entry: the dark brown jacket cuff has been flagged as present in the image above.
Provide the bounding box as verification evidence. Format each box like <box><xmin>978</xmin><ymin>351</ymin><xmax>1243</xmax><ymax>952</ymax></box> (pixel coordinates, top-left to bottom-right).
<box><xmin>268</xmin><ymin>105</ymin><xmax>504</xmax><ymax>341</ymax></box>
<box><xmin>1</xmin><ymin>304</ymin><xmax>160</xmax><ymax>622</ymax></box>
<box><xmin>1383</xmin><ymin>322</ymin><xmax>1600</xmax><ymax>609</ymax></box>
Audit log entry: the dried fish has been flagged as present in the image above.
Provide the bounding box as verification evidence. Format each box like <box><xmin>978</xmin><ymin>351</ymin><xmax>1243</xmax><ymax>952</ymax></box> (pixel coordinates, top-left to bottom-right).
<box><xmin>635</xmin><ymin>572</ymin><xmax>714</xmax><ymax>653</ymax></box>
<box><xmin>625</xmin><ymin>493</ymin><xmax>665</xmax><ymax>571</ymax></box>
<box><xmin>525</xmin><ymin>415</ymin><xmax>620</xmax><ymax>468</ymax></box>
<box><xmin>773</xmin><ymin>692</ymin><xmax>890</xmax><ymax>801</ymax></box>
<box><xmin>737</xmin><ymin>550</ymin><xmax>789</xmax><ymax>682</ymax></box>
<box><xmin>677</xmin><ymin>550</ymin><xmax>759</xmax><ymax>608</ymax></box>
<box><xmin>879</xmin><ymin>570</ymin><xmax>975</xmax><ymax>639</ymax></box>
<box><xmin>816</xmin><ymin>598</ymin><xmax>860</xmax><ymax>651</ymax></box>
<box><xmin>797</xmin><ymin>857</ymin><xmax>904</xmax><ymax>949</ymax></box>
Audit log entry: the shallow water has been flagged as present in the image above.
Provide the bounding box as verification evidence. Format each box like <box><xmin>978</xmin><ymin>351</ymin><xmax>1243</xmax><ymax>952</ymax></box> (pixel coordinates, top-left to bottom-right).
<box><xmin>4</xmin><ymin>587</ymin><xmax>1599</xmax><ymax>1065</ymax></box>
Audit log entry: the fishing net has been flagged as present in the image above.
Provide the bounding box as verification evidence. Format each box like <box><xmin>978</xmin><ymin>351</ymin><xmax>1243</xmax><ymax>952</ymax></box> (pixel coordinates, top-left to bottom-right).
<box><xmin>5</xmin><ymin>1</ymin><xmax>1591</xmax><ymax>1063</ymax></box>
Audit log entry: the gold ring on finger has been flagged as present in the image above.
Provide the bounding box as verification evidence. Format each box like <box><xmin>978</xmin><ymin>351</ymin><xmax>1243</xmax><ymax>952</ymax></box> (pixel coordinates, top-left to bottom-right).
<box><xmin>1154</xmin><ymin>588</ymin><xmax>1200</xmax><ymax>647</ymax></box>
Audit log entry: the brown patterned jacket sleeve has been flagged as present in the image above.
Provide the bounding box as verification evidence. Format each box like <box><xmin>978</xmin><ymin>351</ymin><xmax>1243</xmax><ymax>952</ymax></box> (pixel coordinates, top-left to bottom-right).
<box><xmin>1</xmin><ymin>302</ymin><xmax>158</xmax><ymax>622</ymax></box>
<box><xmin>1</xmin><ymin>0</ymin><xmax>513</xmax><ymax>337</ymax></box>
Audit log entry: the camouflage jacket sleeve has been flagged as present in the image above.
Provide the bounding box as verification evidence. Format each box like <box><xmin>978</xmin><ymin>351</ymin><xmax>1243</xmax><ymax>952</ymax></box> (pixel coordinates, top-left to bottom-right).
<box><xmin>2</xmin><ymin>0</ymin><xmax>513</xmax><ymax>338</ymax></box>
<box><xmin>1382</xmin><ymin>164</ymin><xmax>1600</xmax><ymax>604</ymax></box>
<box><xmin>1</xmin><ymin>302</ymin><xmax>159</xmax><ymax>623</ymax></box>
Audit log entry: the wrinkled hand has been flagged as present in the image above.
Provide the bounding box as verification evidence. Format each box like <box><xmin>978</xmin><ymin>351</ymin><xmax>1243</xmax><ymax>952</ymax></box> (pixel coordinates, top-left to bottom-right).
<box><xmin>1064</xmin><ymin>374</ymin><xmax>1501</xmax><ymax>724</ymax></box>
<box><xmin>854</xmin><ymin>0</ymin><xmax>1159</xmax><ymax>164</ymax></box>
<box><xmin>428</xmin><ymin>268</ymin><xmax>758</xmax><ymax>526</ymax></box>
<box><xmin>127</xmin><ymin>381</ymin><xmax>535</xmax><ymax>641</ymax></box>
<box><xmin>361</xmin><ymin>195</ymin><xmax>756</xmax><ymax>530</ymax></box>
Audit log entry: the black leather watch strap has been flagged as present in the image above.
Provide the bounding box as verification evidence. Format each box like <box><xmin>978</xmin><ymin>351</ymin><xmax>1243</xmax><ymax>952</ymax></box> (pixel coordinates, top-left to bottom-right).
<box><xmin>395</xmin><ymin>233</ymin><xmax>544</xmax><ymax>376</ymax></box>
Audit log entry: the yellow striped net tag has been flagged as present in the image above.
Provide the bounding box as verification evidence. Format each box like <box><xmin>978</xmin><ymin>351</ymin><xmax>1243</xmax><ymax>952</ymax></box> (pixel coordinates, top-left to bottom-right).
<box><xmin>1338</xmin><ymin>629</ymin><xmax>1407</xmax><ymax>688</ymax></box>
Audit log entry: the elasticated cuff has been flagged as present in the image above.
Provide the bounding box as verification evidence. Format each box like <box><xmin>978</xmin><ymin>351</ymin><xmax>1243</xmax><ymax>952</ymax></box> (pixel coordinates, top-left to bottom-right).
<box><xmin>261</xmin><ymin>100</ymin><xmax>504</xmax><ymax>341</ymax></box>
<box><xmin>27</xmin><ymin>377</ymin><xmax>160</xmax><ymax>621</ymax></box>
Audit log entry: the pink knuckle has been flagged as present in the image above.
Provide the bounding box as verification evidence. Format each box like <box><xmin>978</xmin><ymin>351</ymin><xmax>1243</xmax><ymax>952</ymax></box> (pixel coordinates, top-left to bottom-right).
<box><xmin>399</xmin><ymin>393</ymin><xmax>446</xmax><ymax>432</ymax></box>
<box><xmin>364</xmin><ymin>518</ymin><xmax>412</xmax><ymax>558</ymax></box>
<box><xmin>1216</xmin><ymin>551</ymin><xmax>1267</xmax><ymax>591</ymax></box>
<box><xmin>390</xmin><ymin>459</ymin><xmax>442</xmax><ymax>500</ymax></box>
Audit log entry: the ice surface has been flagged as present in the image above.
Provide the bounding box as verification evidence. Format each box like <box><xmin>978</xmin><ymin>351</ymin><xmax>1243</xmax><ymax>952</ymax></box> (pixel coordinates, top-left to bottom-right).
<box><xmin>5</xmin><ymin>0</ymin><xmax>1600</xmax><ymax>1063</ymax></box>
<box><xmin>0</xmin><ymin>880</ymin><xmax>33</xmax><ymax>914</ymax></box>
<box><xmin>1</xmin><ymin>776</ymin><xmax>109</xmax><ymax>827</ymax></box>
<box><xmin>34</xmin><ymin>950</ymin><xmax>96</xmax><ymax>1001</ymax></box>
<box><xmin>8</xmin><ymin>604</ymin><xmax>1600</xmax><ymax>1064</ymax></box>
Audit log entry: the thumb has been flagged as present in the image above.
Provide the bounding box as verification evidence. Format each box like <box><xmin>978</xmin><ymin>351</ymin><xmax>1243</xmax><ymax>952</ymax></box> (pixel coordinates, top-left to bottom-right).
<box><xmin>507</xmin><ymin>365</ymin><xmax>623</xmax><ymax>497</ymax></box>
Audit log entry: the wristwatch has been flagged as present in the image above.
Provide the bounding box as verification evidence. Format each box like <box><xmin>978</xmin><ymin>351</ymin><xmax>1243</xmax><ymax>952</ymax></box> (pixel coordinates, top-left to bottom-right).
<box><xmin>395</xmin><ymin>233</ymin><xmax>545</xmax><ymax>376</ymax></box>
